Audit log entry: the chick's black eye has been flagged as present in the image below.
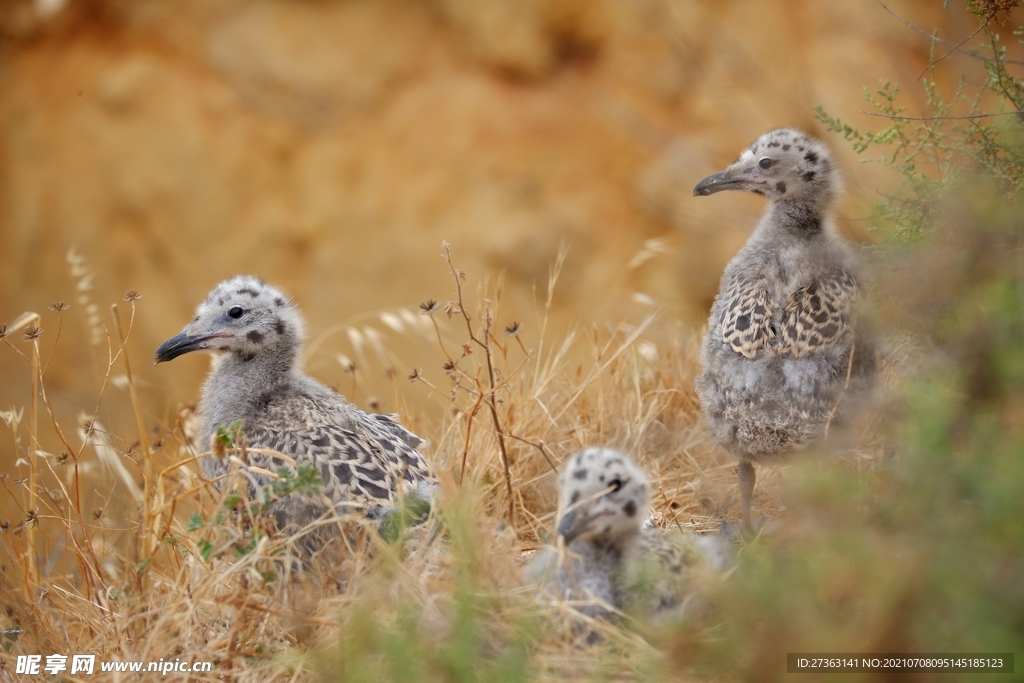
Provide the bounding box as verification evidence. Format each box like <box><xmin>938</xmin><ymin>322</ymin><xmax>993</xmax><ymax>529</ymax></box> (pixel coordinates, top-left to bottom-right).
<box><xmin>758</xmin><ymin>157</ymin><xmax>774</xmax><ymax>170</ymax></box>
<box><xmin>608</xmin><ymin>478</ymin><xmax>623</xmax><ymax>492</ymax></box>
<box><xmin>228</xmin><ymin>306</ymin><xmax>245</xmax><ymax>319</ymax></box>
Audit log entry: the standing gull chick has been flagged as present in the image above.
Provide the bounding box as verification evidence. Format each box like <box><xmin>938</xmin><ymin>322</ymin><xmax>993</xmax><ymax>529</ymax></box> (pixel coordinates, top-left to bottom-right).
<box><xmin>693</xmin><ymin>128</ymin><xmax>876</xmax><ymax>532</ymax></box>
<box><xmin>155</xmin><ymin>275</ymin><xmax>432</xmax><ymax>533</ymax></box>
<box><xmin>527</xmin><ymin>447</ymin><xmax>730</xmax><ymax>635</ymax></box>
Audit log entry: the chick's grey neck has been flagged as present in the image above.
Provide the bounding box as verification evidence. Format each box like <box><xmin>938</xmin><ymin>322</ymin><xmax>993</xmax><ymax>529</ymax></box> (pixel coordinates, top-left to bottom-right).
<box><xmin>199</xmin><ymin>340</ymin><xmax>300</xmax><ymax>439</ymax></box>
<box><xmin>758</xmin><ymin>196</ymin><xmax>831</xmax><ymax>241</ymax></box>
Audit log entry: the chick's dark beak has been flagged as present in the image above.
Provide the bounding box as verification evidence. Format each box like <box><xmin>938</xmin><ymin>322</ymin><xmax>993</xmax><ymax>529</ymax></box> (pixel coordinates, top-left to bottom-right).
<box><xmin>693</xmin><ymin>170</ymin><xmax>751</xmax><ymax>196</ymax></box>
<box><xmin>556</xmin><ymin>506</ymin><xmax>591</xmax><ymax>545</ymax></box>
<box><xmin>154</xmin><ymin>331</ymin><xmax>231</xmax><ymax>363</ymax></box>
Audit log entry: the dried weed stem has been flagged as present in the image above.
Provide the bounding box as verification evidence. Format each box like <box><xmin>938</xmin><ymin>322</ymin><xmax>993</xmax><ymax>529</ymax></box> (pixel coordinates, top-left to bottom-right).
<box><xmin>440</xmin><ymin>242</ymin><xmax>516</xmax><ymax>524</ymax></box>
<box><xmin>111</xmin><ymin>301</ymin><xmax>156</xmax><ymax>563</ymax></box>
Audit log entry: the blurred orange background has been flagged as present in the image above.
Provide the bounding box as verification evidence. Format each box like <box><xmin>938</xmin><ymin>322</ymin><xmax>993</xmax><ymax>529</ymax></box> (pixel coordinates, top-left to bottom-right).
<box><xmin>0</xmin><ymin>0</ymin><xmax>973</xmax><ymax>449</ymax></box>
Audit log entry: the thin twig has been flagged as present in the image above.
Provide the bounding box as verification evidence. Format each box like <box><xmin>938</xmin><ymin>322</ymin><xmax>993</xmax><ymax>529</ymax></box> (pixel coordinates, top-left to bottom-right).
<box><xmin>428</xmin><ymin>314</ymin><xmax>453</xmax><ymax>363</ymax></box>
<box><xmin>859</xmin><ymin>109</ymin><xmax>1023</xmax><ymax>121</ymax></box>
<box><xmin>919</xmin><ymin>22</ymin><xmax>986</xmax><ymax>80</ymax></box>
<box><xmin>26</xmin><ymin>333</ymin><xmax>40</xmax><ymax>601</ymax></box>
<box><xmin>879</xmin><ymin>3</ymin><xmax>1024</xmax><ymax>66</ymax></box>
<box><xmin>442</xmin><ymin>242</ymin><xmax>515</xmax><ymax>523</ymax></box>
<box><xmin>504</xmin><ymin>433</ymin><xmax>557</xmax><ymax>473</ymax></box>
<box><xmin>458</xmin><ymin>396</ymin><xmax>484</xmax><ymax>485</ymax></box>
<box><xmin>111</xmin><ymin>303</ymin><xmax>155</xmax><ymax>561</ymax></box>
<box><xmin>213</xmin><ymin>595</ymin><xmax>341</xmax><ymax>625</ymax></box>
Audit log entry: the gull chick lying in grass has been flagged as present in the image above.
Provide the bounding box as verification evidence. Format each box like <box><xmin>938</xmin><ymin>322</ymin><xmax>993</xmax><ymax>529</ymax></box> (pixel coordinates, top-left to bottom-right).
<box><xmin>526</xmin><ymin>447</ymin><xmax>731</xmax><ymax>640</ymax></box>
<box><xmin>156</xmin><ymin>275</ymin><xmax>434</xmax><ymax>542</ymax></box>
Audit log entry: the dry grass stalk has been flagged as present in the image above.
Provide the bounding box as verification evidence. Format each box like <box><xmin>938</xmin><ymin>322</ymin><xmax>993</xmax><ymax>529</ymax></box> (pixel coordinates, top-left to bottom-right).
<box><xmin>0</xmin><ymin>244</ymin><xmax>756</xmax><ymax>681</ymax></box>
<box><xmin>111</xmin><ymin>299</ymin><xmax>159</xmax><ymax>564</ymax></box>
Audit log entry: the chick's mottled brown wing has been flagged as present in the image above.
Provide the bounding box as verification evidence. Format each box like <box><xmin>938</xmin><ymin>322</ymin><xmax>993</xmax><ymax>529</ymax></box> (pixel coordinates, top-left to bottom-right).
<box><xmin>628</xmin><ymin>529</ymin><xmax>729</xmax><ymax>615</ymax></box>
<box><xmin>717</xmin><ymin>276</ymin><xmax>775</xmax><ymax>359</ymax></box>
<box><xmin>244</xmin><ymin>398</ymin><xmax>430</xmax><ymax>509</ymax></box>
<box><xmin>372</xmin><ymin>413</ymin><xmax>425</xmax><ymax>450</ymax></box>
<box><xmin>780</xmin><ymin>270</ymin><xmax>858</xmax><ymax>358</ymax></box>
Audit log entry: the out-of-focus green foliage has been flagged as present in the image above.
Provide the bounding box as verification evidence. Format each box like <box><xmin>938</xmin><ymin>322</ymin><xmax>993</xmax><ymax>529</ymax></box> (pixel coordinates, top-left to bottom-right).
<box><xmin>185</xmin><ymin>459</ymin><xmax>324</xmax><ymax>567</ymax></box>
<box><xmin>652</xmin><ymin>4</ymin><xmax>1024</xmax><ymax>680</ymax></box>
<box><xmin>816</xmin><ymin>0</ymin><xmax>1024</xmax><ymax>242</ymax></box>
<box><xmin>679</xmin><ymin>189</ymin><xmax>1024</xmax><ymax>681</ymax></box>
<box><xmin>320</xmin><ymin>495</ymin><xmax>539</xmax><ymax>683</ymax></box>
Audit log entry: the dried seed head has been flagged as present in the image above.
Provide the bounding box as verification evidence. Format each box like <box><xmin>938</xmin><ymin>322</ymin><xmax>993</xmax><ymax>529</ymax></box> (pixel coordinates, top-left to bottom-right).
<box><xmin>92</xmin><ymin>508</ymin><xmax>104</xmax><ymax>520</ymax></box>
<box><xmin>504</xmin><ymin>321</ymin><xmax>522</xmax><ymax>337</ymax></box>
<box><xmin>0</xmin><ymin>324</ymin><xmax>8</xmax><ymax>340</ymax></box>
<box><xmin>211</xmin><ymin>433</ymin><xmax>227</xmax><ymax>460</ymax></box>
<box><xmin>408</xmin><ymin>368</ymin><xmax>422</xmax><ymax>383</ymax></box>
<box><xmin>975</xmin><ymin>0</ymin><xmax>1020</xmax><ymax>24</ymax></box>
<box><xmin>57</xmin><ymin>451</ymin><xmax>70</xmax><ymax>466</ymax></box>
<box><xmin>337</xmin><ymin>353</ymin><xmax>357</xmax><ymax>373</ymax></box>
<box><xmin>442</xmin><ymin>359</ymin><xmax>456</xmax><ymax>373</ymax></box>
<box><xmin>49</xmin><ymin>302</ymin><xmax>69</xmax><ymax>312</ymax></box>
<box><xmin>420</xmin><ymin>300</ymin><xmax>439</xmax><ymax>315</ymax></box>
<box><xmin>124</xmin><ymin>290</ymin><xmax>141</xmax><ymax>302</ymax></box>
<box><xmin>23</xmin><ymin>326</ymin><xmax>42</xmax><ymax>341</ymax></box>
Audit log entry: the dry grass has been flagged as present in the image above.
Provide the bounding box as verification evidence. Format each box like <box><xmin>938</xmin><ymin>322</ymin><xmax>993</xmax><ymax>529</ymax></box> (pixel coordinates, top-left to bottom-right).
<box><xmin>0</xmin><ymin>243</ymin><xmax>746</xmax><ymax>681</ymax></box>
<box><xmin>4</xmin><ymin>226</ymin><xmax>1017</xmax><ymax>682</ymax></box>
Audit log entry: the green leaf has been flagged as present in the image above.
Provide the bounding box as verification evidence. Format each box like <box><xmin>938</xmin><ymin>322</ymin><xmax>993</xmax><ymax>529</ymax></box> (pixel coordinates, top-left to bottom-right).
<box><xmin>187</xmin><ymin>512</ymin><xmax>205</xmax><ymax>532</ymax></box>
<box><xmin>215</xmin><ymin>419</ymin><xmax>246</xmax><ymax>446</ymax></box>
<box><xmin>222</xmin><ymin>492</ymin><xmax>244</xmax><ymax>510</ymax></box>
<box><xmin>197</xmin><ymin>539</ymin><xmax>214</xmax><ymax>563</ymax></box>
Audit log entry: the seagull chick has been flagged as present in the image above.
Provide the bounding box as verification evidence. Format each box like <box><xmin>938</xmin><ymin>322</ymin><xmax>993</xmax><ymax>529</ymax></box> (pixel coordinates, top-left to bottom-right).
<box><xmin>527</xmin><ymin>447</ymin><xmax>730</xmax><ymax>635</ymax></box>
<box><xmin>155</xmin><ymin>275</ymin><xmax>432</xmax><ymax>534</ymax></box>
<box><xmin>693</xmin><ymin>128</ymin><xmax>876</xmax><ymax>532</ymax></box>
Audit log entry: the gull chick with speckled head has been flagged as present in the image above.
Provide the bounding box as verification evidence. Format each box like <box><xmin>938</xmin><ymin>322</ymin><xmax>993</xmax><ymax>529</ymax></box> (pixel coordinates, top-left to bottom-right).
<box><xmin>527</xmin><ymin>447</ymin><xmax>731</xmax><ymax>633</ymax></box>
<box><xmin>693</xmin><ymin>128</ymin><xmax>876</xmax><ymax>532</ymax></box>
<box><xmin>155</xmin><ymin>275</ymin><xmax>432</xmax><ymax>534</ymax></box>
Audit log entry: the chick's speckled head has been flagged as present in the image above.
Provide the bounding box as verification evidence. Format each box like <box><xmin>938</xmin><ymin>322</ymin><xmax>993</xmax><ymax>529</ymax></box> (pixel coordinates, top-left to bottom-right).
<box><xmin>155</xmin><ymin>275</ymin><xmax>306</xmax><ymax>364</ymax></box>
<box><xmin>693</xmin><ymin>128</ymin><xmax>838</xmax><ymax>204</ymax></box>
<box><xmin>555</xmin><ymin>447</ymin><xmax>651</xmax><ymax>545</ymax></box>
